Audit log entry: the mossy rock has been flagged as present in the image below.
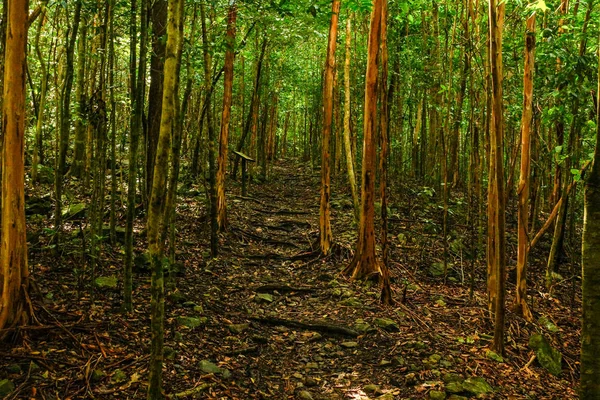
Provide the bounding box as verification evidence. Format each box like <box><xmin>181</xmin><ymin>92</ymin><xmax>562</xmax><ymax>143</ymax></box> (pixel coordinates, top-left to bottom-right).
<box><xmin>445</xmin><ymin>381</ymin><xmax>463</xmax><ymax>393</ymax></box>
<box><xmin>429</xmin><ymin>390</ymin><xmax>446</xmax><ymax>400</ymax></box>
<box><xmin>62</xmin><ymin>203</ymin><xmax>87</xmax><ymax>219</ymax></box>
<box><xmin>177</xmin><ymin>316</ymin><xmax>207</xmax><ymax>328</ymax></box>
<box><xmin>111</xmin><ymin>369</ymin><xmax>127</xmax><ymax>383</ymax></box>
<box><xmin>462</xmin><ymin>377</ymin><xmax>493</xmax><ymax>395</ymax></box>
<box><xmin>228</xmin><ymin>324</ymin><xmax>249</xmax><ymax>334</ymax></box>
<box><xmin>0</xmin><ymin>379</ymin><xmax>15</xmax><ymax>397</ymax></box>
<box><xmin>529</xmin><ymin>333</ymin><xmax>562</xmax><ymax>376</ymax></box>
<box><xmin>95</xmin><ymin>276</ymin><xmax>118</xmax><ymax>289</ymax></box>
<box><xmin>374</xmin><ymin>318</ymin><xmax>399</xmax><ymax>331</ymax></box>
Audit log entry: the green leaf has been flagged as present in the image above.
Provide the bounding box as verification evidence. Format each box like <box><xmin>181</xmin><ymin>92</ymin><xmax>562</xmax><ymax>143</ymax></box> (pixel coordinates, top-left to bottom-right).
<box><xmin>528</xmin><ymin>0</ymin><xmax>549</xmax><ymax>12</ymax></box>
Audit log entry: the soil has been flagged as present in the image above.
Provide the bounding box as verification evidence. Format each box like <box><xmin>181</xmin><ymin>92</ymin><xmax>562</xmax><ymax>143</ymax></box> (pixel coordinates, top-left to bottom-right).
<box><xmin>0</xmin><ymin>159</ymin><xmax>580</xmax><ymax>399</ymax></box>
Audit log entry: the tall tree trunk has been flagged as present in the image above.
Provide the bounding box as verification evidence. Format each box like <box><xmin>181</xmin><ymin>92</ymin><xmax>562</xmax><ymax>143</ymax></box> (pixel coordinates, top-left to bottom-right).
<box><xmin>487</xmin><ymin>0</ymin><xmax>506</xmax><ymax>354</ymax></box>
<box><xmin>72</xmin><ymin>21</ymin><xmax>87</xmax><ymax>179</ymax></box>
<box><xmin>54</xmin><ymin>0</ymin><xmax>82</xmax><ymax>243</ymax></box>
<box><xmin>146</xmin><ymin>0</ymin><xmax>168</xmax><ymax>202</ymax></box>
<box><xmin>216</xmin><ymin>2</ymin><xmax>237</xmax><ymax>232</ymax></box>
<box><xmin>147</xmin><ymin>0</ymin><xmax>183</xmax><ymax>397</ymax></box>
<box><xmin>0</xmin><ymin>0</ymin><xmax>28</xmax><ymax>334</ymax></box>
<box><xmin>515</xmin><ymin>13</ymin><xmax>535</xmax><ymax>321</ymax></box>
<box><xmin>343</xmin><ymin>0</ymin><xmax>384</xmax><ymax>282</ymax></box>
<box><xmin>343</xmin><ymin>16</ymin><xmax>359</xmax><ymax>222</ymax></box>
<box><xmin>581</xmin><ymin>32</ymin><xmax>600</xmax><ymax>398</ymax></box>
<box><xmin>32</xmin><ymin>2</ymin><xmax>48</xmax><ymax>183</ymax></box>
<box><xmin>124</xmin><ymin>0</ymin><xmax>148</xmax><ymax>312</ymax></box>
<box><xmin>318</xmin><ymin>0</ymin><xmax>340</xmax><ymax>255</ymax></box>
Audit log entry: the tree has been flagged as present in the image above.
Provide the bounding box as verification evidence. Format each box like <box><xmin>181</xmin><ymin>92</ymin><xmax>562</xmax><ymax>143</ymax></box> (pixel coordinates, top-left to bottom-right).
<box><xmin>487</xmin><ymin>0</ymin><xmax>507</xmax><ymax>354</ymax></box>
<box><xmin>515</xmin><ymin>12</ymin><xmax>535</xmax><ymax>321</ymax></box>
<box><xmin>318</xmin><ymin>0</ymin><xmax>340</xmax><ymax>255</ymax></box>
<box><xmin>0</xmin><ymin>0</ymin><xmax>28</xmax><ymax>333</ymax></box>
<box><xmin>147</xmin><ymin>0</ymin><xmax>183</xmax><ymax>396</ymax></box>
<box><xmin>581</xmin><ymin>31</ymin><xmax>600</xmax><ymax>399</ymax></box>
<box><xmin>343</xmin><ymin>0</ymin><xmax>391</xmax><ymax>304</ymax></box>
<box><xmin>216</xmin><ymin>1</ymin><xmax>238</xmax><ymax>232</ymax></box>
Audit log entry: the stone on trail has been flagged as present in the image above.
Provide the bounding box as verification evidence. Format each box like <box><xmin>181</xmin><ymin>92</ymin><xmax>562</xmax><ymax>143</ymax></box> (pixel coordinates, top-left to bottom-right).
<box><xmin>376</xmin><ymin>393</ymin><xmax>394</xmax><ymax>400</ymax></box>
<box><xmin>429</xmin><ymin>390</ymin><xmax>447</xmax><ymax>400</ymax></box>
<box><xmin>529</xmin><ymin>333</ymin><xmax>562</xmax><ymax>376</ymax></box>
<box><xmin>364</xmin><ymin>384</ymin><xmax>381</xmax><ymax>394</ymax></box>
<box><xmin>198</xmin><ymin>360</ymin><xmax>222</xmax><ymax>375</ymax></box>
<box><xmin>0</xmin><ymin>379</ymin><xmax>15</xmax><ymax>397</ymax></box>
<box><xmin>297</xmin><ymin>390</ymin><xmax>314</xmax><ymax>400</ymax></box>
<box><xmin>374</xmin><ymin>318</ymin><xmax>399</xmax><ymax>331</ymax></box>
<box><xmin>485</xmin><ymin>349</ymin><xmax>504</xmax><ymax>363</ymax></box>
<box><xmin>445</xmin><ymin>381</ymin><xmax>464</xmax><ymax>393</ymax></box>
<box><xmin>340</xmin><ymin>341</ymin><xmax>359</xmax><ymax>349</ymax></box>
<box><xmin>228</xmin><ymin>323</ymin><xmax>249</xmax><ymax>334</ymax></box>
<box><xmin>94</xmin><ymin>276</ymin><xmax>118</xmax><ymax>289</ymax></box>
<box><xmin>177</xmin><ymin>316</ymin><xmax>207</xmax><ymax>328</ymax></box>
<box><xmin>462</xmin><ymin>377</ymin><xmax>493</xmax><ymax>395</ymax></box>
<box><xmin>447</xmin><ymin>396</ymin><xmax>468</xmax><ymax>400</ymax></box>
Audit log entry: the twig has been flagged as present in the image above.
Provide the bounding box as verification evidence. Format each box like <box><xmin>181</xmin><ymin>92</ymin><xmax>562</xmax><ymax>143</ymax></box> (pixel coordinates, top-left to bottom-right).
<box><xmin>250</xmin><ymin>316</ymin><xmax>359</xmax><ymax>337</ymax></box>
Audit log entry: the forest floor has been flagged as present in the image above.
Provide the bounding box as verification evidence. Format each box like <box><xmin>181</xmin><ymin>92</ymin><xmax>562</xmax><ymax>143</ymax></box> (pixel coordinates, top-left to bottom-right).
<box><xmin>1</xmin><ymin>159</ymin><xmax>581</xmax><ymax>399</ymax></box>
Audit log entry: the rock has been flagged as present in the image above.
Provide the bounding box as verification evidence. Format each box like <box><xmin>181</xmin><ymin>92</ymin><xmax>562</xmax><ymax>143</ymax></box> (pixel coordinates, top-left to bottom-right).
<box><xmin>297</xmin><ymin>390</ymin><xmax>313</xmax><ymax>400</ymax></box>
<box><xmin>193</xmin><ymin>305</ymin><xmax>204</xmax><ymax>313</ymax></box>
<box><xmin>340</xmin><ymin>341</ymin><xmax>359</xmax><ymax>349</ymax></box>
<box><xmin>111</xmin><ymin>369</ymin><xmax>127</xmax><ymax>383</ymax></box>
<box><xmin>443</xmin><ymin>372</ymin><xmax>464</xmax><ymax>384</ymax></box>
<box><xmin>429</xmin><ymin>262</ymin><xmax>445</xmax><ymax>277</ymax></box>
<box><xmin>62</xmin><ymin>203</ymin><xmax>87</xmax><ymax>219</ymax></box>
<box><xmin>429</xmin><ymin>390</ymin><xmax>447</xmax><ymax>400</ymax></box>
<box><xmin>374</xmin><ymin>318</ymin><xmax>399</xmax><ymax>331</ymax></box>
<box><xmin>445</xmin><ymin>381</ymin><xmax>463</xmax><ymax>393</ymax></box>
<box><xmin>447</xmin><ymin>396</ymin><xmax>468</xmax><ymax>400</ymax></box>
<box><xmin>305</xmin><ymin>362</ymin><xmax>319</xmax><ymax>370</ymax></box>
<box><xmin>0</xmin><ymin>379</ymin><xmax>15</xmax><ymax>397</ymax></box>
<box><xmin>177</xmin><ymin>316</ymin><xmax>207</xmax><ymax>328</ymax></box>
<box><xmin>228</xmin><ymin>324</ymin><xmax>249</xmax><ymax>334</ymax></box>
<box><xmin>538</xmin><ymin>316</ymin><xmax>559</xmax><ymax>333</ymax></box>
<box><xmin>354</xmin><ymin>319</ymin><xmax>372</xmax><ymax>333</ymax></box>
<box><xmin>529</xmin><ymin>333</ymin><xmax>562</xmax><ymax>376</ymax></box>
<box><xmin>304</xmin><ymin>377</ymin><xmax>318</xmax><ymax>387</ymax></box>
<box><xmin>182</xmin><ymin>301</ymin><xmax>198</xmax><ymax>308</ymax></box>
<box><xmin>428</xmin><ymin>354</ymin><xmax>442</xmax><ymax>364</ymax></box>
<box><xmin>95</xmin><ymin>276</ymin><xmax>118</xmax><ymax>289</ymax></box>
<box><xmin>341</xmin><ymin>297</ymin><xmax>362</xmax><ymax>307</ymax></box>
<box><xmin>255</xmin><ymin>293</ymin><xmax>273</xmax><ymax>303</ymax></box>
<box><xmin>199</xmin><ymin>360</ymin><xmax>222</xmax><ymax>374</ymax></box>
<box><xmin>364</xmin><ymin>384</ymin><xmax>381</xmax><ymax>394</ymax></box>
<box><xmin>168</xmin><ymin>290</ymin><xmax>187</xmax><ymax>304</ymax></box>
<box><xmin>376</xmin><ymin>394</ymin><xmax>394</xmax><ymax>400</ymax></box>
<box><xmin>164</xmin><ymin>347</ymin><xmax>177</xmax><ymax>360</ymax></box>
<box><xmin>485</xmin><ymin>349</ymin><xmax>504</xmax><ymax>363</ymax></box>
<box><xmin>462</xmin><ymin>377</ymin><xmax>493</xmax><ymax>395</ymax></box>
<box><xmin>91</xmin><ymin>369</ymin><xmax>106</xmax><ymax>382</ymax></box>
<box><xmin>6</xmin><ymin>364</ymin><xmax>21</xmax><ymax>374</ymax></box>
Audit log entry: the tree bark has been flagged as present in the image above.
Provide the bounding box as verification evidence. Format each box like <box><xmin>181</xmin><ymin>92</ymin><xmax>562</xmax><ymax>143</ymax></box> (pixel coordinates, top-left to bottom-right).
<box><xmin>215</xmin><ymin>1</ymin><xmax>237</xmax><ymax>232</ymax></box>
<box><xmin>515</xmin><ymin>13</ymin><xmax>535</xmax><ymax>321</ymax></box>
<box><xmin>0</xmin><ymin>0</ymin><xmax>29</xmax><ymax>334</ymax></box>
<box><xmin>343</xmin><ymin>16</ymin><xmax>359</xmax><ymax>222</ymax></box>
<box><xmin>318</xmin><ymin>0</ymin><xmax>340</xmax><ymax>255</ymax></box>
<box><xmin>147</xmin><ymin>0</ymin><xmax>183</xmax><ymax>397</ymax></box>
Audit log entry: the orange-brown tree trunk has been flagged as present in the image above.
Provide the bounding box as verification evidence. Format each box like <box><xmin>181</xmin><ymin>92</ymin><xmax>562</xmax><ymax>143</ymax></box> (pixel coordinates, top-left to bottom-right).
<box><xmin>343</xmin><ymin>0</ymin><xmax>384</xmax><ymax>282</ymax></box>
<box><xmin>318</xmin><ymin>0</ymin><xmax>340</xmax><ymax>254</ymax></box>
<box><xmin>216</xmin><ymin>1</ymin><xmax>237</xmax><ymax>232</ymax></box>
<box><xmin>0</xmin><ymin>0</ymin><xmax>29</xmax><ymax>333</ymax></box>
<box><xmin>515</xmin><ymin>13</ymin><xmax>535</xmax><ymax>321</ymax></box>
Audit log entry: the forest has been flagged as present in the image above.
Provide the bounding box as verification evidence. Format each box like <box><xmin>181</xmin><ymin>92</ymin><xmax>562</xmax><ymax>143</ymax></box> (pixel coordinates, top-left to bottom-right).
<box><xmin>0</xmin><ymin>0</ymin><xmax>599</xmax><ymax>398</ymax></box>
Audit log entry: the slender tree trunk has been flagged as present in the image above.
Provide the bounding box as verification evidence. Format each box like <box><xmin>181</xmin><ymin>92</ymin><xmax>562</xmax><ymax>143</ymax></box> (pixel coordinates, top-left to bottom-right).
<box><xmin>147</xmin><ymin>0</ymin><xmax>183</xmax><ymax>397</ymax></box>
<box><xmin>72</xmin><ymin>21</ymin><xmax>87</xmax><ymax>179</ymax></box>
<box><xmin>515</xmin><ymin>13</ymin><xmax>535</xmax><ymax>321</ymax></box>
<box><xmin>343</xmin><ymin>16</ymin><xmax>359</xmax><ymax>222</ymax></box>
<box><xmin>318</xmin><ymin>0</ymin><xmax>340</xmax><ymax>255</ymax></box>
<box><xmin>0</xmin><ymin>0</ymin><xmax>29</xmax><ymax>334</ymax></box>
<box><xmin>124</xmin><ymin>0</ymin><xmax>148</xmax><ymax>312</ymax></box>
<box><xmin>32</xmin><ymin>2</ymin><xmax>48</xmax><ymax>183</ymax></box>
<box><xmin>487</xmin><ymin>0</ymin><xmax>506</xmax><ymax>354</ymax></box>
<box><xmin>581</xmin><ymin>33</ymin><xmax>600</xmax><ymax>398</ymax></box>
<box><xmin>216</xmin><ymin>1</ymin><xmax>237</xmax><ymax>232</ymax></box>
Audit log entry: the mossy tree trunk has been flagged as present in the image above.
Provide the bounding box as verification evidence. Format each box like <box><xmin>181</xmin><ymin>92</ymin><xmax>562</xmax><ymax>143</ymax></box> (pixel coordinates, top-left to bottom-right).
<box><xmin>581</xmin><ymin>33</ymin><xmax>600</xmax><ymax>398</ymax></box>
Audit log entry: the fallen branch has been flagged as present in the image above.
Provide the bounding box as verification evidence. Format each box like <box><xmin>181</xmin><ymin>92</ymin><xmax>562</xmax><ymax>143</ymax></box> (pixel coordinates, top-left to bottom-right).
<box><xmin>250</xmin><ymin>316</ymin><xmax>359</xmax><ymax>337</ymax></box>
<box><xmin>529</xmin><ymin>161</ymin><xmax>590</xmax><ymax>250</ymax></box>
<box><xmin>225</xmin><ymin>346</ymin><xmax>260</xmax><ymax>356</ymax></box>
<box><xmin>174</xmin><ymin>383</ymin><xmax>213</xmax><ymax>398</ymax></box>
<box><xmin>256</xmin><ymin>284</ymin><xmax>315</xmax><ymax>294</ymax></box>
